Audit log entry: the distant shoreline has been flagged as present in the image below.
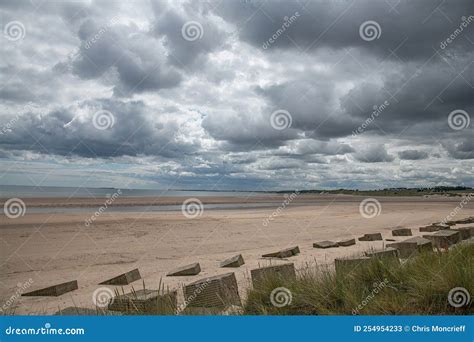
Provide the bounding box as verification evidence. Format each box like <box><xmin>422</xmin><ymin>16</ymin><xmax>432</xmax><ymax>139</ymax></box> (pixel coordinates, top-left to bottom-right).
<box><xmin>0</xmin><ymin>193</ymin><xmax>470</xmax><ymax>210</ymax></box>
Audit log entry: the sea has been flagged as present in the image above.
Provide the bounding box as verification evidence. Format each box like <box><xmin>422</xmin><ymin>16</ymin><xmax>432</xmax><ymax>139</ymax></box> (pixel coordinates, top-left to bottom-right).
<box><xmin>0</xmin><ymin>185</ymin><xmax>262</xmax><ymax>198</ymax></box>
<box><xmin>0</xmin><ymin>185</ymin><xmax>278</xmax><ymax>213</ymax></box>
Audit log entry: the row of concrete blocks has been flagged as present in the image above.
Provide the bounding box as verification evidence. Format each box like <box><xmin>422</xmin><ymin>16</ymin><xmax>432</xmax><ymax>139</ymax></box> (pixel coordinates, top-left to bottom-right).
<box><xmin>21</xmin><ymin>261</ymin><xmax>296</xmax><ymax>313</ymax></box>
<box><xmin>19</xmin><ymin>248</ymin><xmax>284</xmax><ymax>298</ymax></box>
<box><xmin>13</xmin><ymin>230</ymin><xmax>418</xmax><ymax>297</ymax></box>
<box><xmin>335</xmin><ymin>226</ymin><xmax>474</xmax><ymax>274</ymax></box>
<box><xmin>314</xmin><ymin>223</ymin><xmax>474</xmax><ymax>250</ymax></box>
<box><xmin>170</xmin><ymin>225</ymin><xmax>473</xmax><ymax>312</ymax></box>
<box><xmin>115</xmin><ymin>226</ymin><xmax>474</xmax><ymax>313</ymax></box>
<box><xmin>165</xmin><ymin>246</ymin><xmax>300</xmax><ymax>277</ymax></box>
<box><xmin>22</xmin><ymin>253</ymin><xmax>247</xmax><ymax>297</ymax></box>
<box><xmin>313</xmin><ymin>228</ymin><xmax>414</xmax><ymax>249</ymax></box>
<box><xmin>419</xmin><ymin>223</ymin><xmax>474</xmax><ymax>236</ymax></box>
<box><xmin>166</xmin><ymin>253</ymin><xmax>246</xmax><ymax>277</ymax></box>
<box><xmin>108</xmin><ymin>263</ymin><xmax>297</xmax><ymax>313</ymax></box>
<box><xmin>21</xmin><ymin>268</ymin><xmax>144</xmax><ymax>297</ymax></box>
<box><xmin>22</xmin><ymin>220</ymin><xmax>473</xmax><ymax>303</ymax></box>
<box><xmin>18</xmin><ymin>243</ymin><xmax>322</xmax><ymax>298</ymax></box>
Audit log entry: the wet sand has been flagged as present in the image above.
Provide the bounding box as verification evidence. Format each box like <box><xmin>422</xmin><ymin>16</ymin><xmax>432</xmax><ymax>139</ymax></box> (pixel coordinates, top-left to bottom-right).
<box><xmin>1</xmin><ymin>194</ymin><xmax>473</xmax><ymax>315</ymax></box>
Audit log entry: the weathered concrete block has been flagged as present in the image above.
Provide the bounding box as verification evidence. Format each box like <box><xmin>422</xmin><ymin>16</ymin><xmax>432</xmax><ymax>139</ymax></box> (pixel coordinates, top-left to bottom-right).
<box><xmin>99</xmin><ymin>268</ymin><xmax>141</xmax><ymax>285</ymax></box>
<box><xmin>387</xmin><ymin>236</ymin><xmax>432</xmax><ymax>258</ymax></box>
<box><xmin>220</xmin><ymin>254</ymin><xmax>245</xmax><ymax>268</ymax></box>
<box><xmin>451</xmin><ymin>217</ymin><xmax>474</xmax><ymax>224</ymax></box>
<box><xmin>335</xmin><ymin>257</ymin><xmax>372</xmax><ymax>275</ymax></box>
<box><xmin>251</xmin><ymin>263</ymin><xmax>296</xmax><ymax>288</ymax></box>
<box><xmin>391</xmin><ymin>227</ymin><xmax>412</xmax><ymax>236</ymax></box>
<box><xmin>167</xmin><ymin>263</ymin><xmax>201</xmax><ymax>276</ymax></box>
<box><xmin>262</xmin><ymin>249</ymin><xmax>292</xmax><ymax>258</ymax></box>
<box><xmin>423</xmin><ymin>230</ymin><xmax>462</xmax><ymax>249</ymax></box>
<box><xmin>337</xmin><ymin>238</ymin><xmax>356</xmax><ymax>247</ymax></box>
<box><xmin>184</xmin><ymin>272</ymin><xmax>241</xmax><ymax>308</ymax></box>
<box><xmin>419</xmin><ymin>224</ymin><xmax>449</xmax><ymax>232</ymax></box>
<box><xmin>108</xmin><ymin>289</ymin><xmax>177</xmax><ymax>314</ymax></box>
<box><xmin>365</xmin><ymin>247</ymin><xmax>399</xmax><ymax>260</ymax></box>
<box><xmin>358</xmin><ymin>233</ymin><xmax>383</xmax><ymax>241</ymax></box>
<box><xmin>451</xmin><ymin>226</ymin><xmax>474</xmax><ymax>240</ymax></box>
<box><xmin>262</xmin><ymin>246</ymin><xmax>300</xmax><ymax>258</ymax></box>
<box><xmin>22</xmin><ymin>280</ymin><xmax>78</xmax><ymax>297</ymax></box>
<box><xmin>439</xmin><ymin>221</ymin><xmax>456</xmax><ymax>226</ymax></box>
<box><xmin>313</xmin><ymin>240</ymin><xmax>338</xmax><ymax>249</ymax></box>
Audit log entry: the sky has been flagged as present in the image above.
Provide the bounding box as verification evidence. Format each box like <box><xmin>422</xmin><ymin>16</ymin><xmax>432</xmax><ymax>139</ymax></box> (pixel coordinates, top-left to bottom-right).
<box><xmin>0</xmin><ymin>0</ymin><xmax>473</xmax><ymax>191</ymax></box>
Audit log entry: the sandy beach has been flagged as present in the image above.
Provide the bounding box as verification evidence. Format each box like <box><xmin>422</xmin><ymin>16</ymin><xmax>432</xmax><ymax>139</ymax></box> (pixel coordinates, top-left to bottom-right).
<box><xmin>1</xmin><ymin>194</ymin><xmax>473</xmax><ymax>315</ymax></box>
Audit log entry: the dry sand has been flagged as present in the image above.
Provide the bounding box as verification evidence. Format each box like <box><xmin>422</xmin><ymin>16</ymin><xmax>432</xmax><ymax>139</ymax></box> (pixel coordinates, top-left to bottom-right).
<box><xmin>1</xmin><ymin>194</ymin><xmax>473</xmax><ymax>315</ymax></box>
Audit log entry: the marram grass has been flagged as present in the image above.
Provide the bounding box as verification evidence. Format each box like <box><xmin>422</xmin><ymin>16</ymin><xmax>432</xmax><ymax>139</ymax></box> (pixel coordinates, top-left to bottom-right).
<box><xmin>244</xmin><ymin>243</ymin><xmax>473</xmax><ymax>315</ymax></box>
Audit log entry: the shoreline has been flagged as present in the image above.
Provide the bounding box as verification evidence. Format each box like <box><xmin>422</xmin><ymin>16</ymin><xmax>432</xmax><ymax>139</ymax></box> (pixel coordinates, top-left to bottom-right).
<box><xmin>0</xmin><ymin>193</ymin><xmax>468</xmax><ymax>209</ymax></box>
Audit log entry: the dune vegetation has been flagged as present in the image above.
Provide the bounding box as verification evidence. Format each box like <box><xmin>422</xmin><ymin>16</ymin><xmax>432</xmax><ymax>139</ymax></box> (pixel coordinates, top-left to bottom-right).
<box><xmin>244</xmin><ymin>243</ymin><xmax>473</xmax><ymax>315</ymax></box>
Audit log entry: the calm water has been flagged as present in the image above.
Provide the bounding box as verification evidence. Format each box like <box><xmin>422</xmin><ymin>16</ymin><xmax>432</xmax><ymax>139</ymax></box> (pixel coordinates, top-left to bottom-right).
<box><xmin>0</xmin><ymin>185</ymin><xmax>282</xmax><ymax>213</ymax></box>
<box><xmin>0</xmin><ymin>185</ymin><xmax>263</xmax><ymax>198</ymax></box>
<box><xmin>26</xmin><ymin>202</ymin><xmax>282</xmax><ymax>214</ymax></box>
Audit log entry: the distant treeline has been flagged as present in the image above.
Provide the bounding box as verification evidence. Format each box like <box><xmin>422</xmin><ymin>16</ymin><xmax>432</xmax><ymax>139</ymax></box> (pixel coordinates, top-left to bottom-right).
<box><xmin>274</xmin><ymin>186</ymin><xmax>473</xmax><ymax>196</ymax></box>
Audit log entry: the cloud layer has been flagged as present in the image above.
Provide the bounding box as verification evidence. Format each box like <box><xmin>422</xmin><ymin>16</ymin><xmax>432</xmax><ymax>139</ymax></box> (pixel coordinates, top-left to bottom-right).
<box><xmin>0</xmin><ymin>0</ymin><xmax>473</xmax><ymax>190</ymax></box>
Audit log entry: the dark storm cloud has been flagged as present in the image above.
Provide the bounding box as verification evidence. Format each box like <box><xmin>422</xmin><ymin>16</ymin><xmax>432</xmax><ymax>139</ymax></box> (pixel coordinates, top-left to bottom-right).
<box><xmin>443</xmin><ymin>138</ymin><xmax>474</xmax><ymax>159</ymax></box>
<box><xmin>341</xmin><ymin>57</ymin><xmax>474</xmax><ymax>135</ymax></box>
<box><xmin>152</xmin><ymin>0</ymin><xmax>228</xmax><ymax>68</ymax></box>
<box><xmin>286</xmin><ymin>140</ymin><xmax>354</xmax><ymax>156</ymax></box>
<box><xmin>0</xmin><ymin>98</ymin><xmax>198</xmax><ymax>158</ymax></box>
<box><xmin>201</xmin><ymin>107</ymin><xmax>298</xmax><ymax>151</ymax></box>
<box><xmin>71</xmin><ymin>18</ymin><xmax>182</xmax><ymax>96</ymax></box>
<box><xmin>398</xmin><ymin>150</ymin><xmax>429</xmax><ymax>160</ymax></box>
<box><xmin>256</xmin><ymin>80</ymin><xmax>356</xmax><ymax>139</ymax></box>
<box><xmin>214</xmin><ymin>0</ymin><xmax>474</xmax><ymax>60</ymax></box>
<box><xmin>354</xmin><ymin>144</ymin><xmax>395</xmax><ymax>163</ymax></box>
